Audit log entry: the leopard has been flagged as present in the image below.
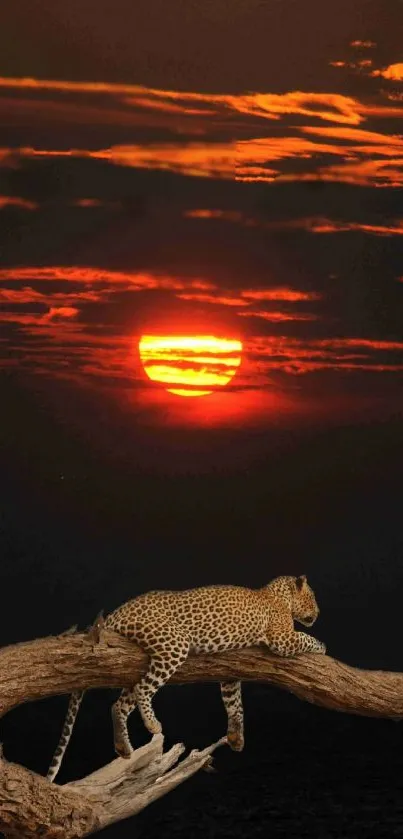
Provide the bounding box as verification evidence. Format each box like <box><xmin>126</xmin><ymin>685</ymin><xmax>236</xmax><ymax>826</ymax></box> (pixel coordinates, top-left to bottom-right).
<box><xmin>47</xmin><ymin>574</ymin><xmax>325</xmax><ymax>782</ymax></box>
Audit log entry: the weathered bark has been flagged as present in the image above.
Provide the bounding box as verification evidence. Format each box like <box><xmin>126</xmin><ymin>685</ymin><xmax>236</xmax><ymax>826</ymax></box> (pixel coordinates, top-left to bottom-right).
<box><xmin>1</xmin><ymin>628</ymin><xmax>403</xmax><ymax>721</ymax></box>
<box><xmin>0</xmin><ymin>734</ymin><xmax>225</xmax><ymax>838</ymax></box>
<box><xmin>0</xmin><ymin>752</ymin><xmax>99</xmax><ymax>838</ymax></box>
<box><xmin>1</xmin><ymin>625</ymin><xmax>403</xmax><ymax>837</ymax></box>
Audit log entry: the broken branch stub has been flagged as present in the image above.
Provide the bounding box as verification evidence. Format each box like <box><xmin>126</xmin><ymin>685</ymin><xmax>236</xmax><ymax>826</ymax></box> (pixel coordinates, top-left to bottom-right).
<box><xmin>0</xmin><ymin>734</ymin><xmax>226</xmax><ymax>839</ymax></box>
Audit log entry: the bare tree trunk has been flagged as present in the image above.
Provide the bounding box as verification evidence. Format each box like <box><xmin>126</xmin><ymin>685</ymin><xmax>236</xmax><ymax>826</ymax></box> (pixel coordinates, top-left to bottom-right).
<box><xmin>0</xmin><ymin>734</ymin><xmax>225</xmax><ymax>838</ymax></box>
<box><xmin>1</xmin><ymin>625</ymin><xmax>403</xmax><ymax>837</ymax></box>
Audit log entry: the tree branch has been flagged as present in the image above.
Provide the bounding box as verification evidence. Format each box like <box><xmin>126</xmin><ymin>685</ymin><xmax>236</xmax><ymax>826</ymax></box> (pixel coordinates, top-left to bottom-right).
<box><xmin>0</xmin><ymin>734</ymin><xmax>226</xmax><ymax>838</ymax></box>
<box><xmin>1</xmin><ymin>628</ymin><xmax>403</xmax><ymax>721</ymax></box>
<box><xmin>1</xmin><ymin>626</ymin><xmax>403</xmax><ymax>837</ymax></box>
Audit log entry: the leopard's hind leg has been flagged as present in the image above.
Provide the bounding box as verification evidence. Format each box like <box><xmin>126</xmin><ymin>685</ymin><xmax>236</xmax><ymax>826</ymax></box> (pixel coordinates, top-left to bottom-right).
<box><xmin>220</xmin><ymin>680</ymin><xmax>244</xmax><ymax>751</ymax></box>
<box><xmin>112</xmin><ymin>622</ymin><xmax>190</xmax><ymax>755</ymax></box>
<box><xmin>135</xmin><ymin>627</ymin><xmax>190</xmax><ymax>734</ymax></box>
<box><xmin>112</xmin><ymin>687</ymin><xmax>138</xmax><ymax>758</ymax></box>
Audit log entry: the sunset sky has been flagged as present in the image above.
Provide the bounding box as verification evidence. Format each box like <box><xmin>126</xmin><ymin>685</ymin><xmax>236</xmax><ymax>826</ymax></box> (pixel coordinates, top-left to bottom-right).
<box><xmin>1</xmin><ymin>0</ymin><xmax>402</xmax><ymax>444</ymax></box>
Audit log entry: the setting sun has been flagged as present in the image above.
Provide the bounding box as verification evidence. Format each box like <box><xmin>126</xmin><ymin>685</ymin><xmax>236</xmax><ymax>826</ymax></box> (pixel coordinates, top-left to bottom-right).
<box><xmin>138</xmin><ymin>335</ymin><xmax>243</xmax><ymax>396</ymax></box>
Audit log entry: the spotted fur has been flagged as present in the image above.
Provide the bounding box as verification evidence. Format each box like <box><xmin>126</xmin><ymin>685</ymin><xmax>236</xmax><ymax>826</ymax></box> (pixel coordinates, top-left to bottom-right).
<box><xmin>47</xmin><ymin>575</ymin><xmax>325</xmax><ymax>781</ymax></box>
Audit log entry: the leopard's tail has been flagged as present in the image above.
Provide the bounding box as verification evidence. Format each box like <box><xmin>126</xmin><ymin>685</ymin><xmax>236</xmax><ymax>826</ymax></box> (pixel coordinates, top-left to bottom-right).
<box><xmin>47</xmin><ymin>690</ymin><xmax>85</xmax><ymax>782</ymax></box>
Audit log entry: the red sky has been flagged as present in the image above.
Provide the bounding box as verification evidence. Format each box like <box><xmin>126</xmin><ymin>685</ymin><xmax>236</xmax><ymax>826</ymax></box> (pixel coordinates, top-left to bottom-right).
<box><xmin>0</xmin><ymin>0</ymin><xmax>402</xmax><ymax>427</ymax></box>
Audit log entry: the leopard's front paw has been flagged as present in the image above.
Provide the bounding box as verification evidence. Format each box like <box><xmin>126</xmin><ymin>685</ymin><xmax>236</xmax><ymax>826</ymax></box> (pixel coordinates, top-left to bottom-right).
<box><xmin>317</xmin><ymin>641</ymin><xmax>326</xmax><ymax>654</ymax></box>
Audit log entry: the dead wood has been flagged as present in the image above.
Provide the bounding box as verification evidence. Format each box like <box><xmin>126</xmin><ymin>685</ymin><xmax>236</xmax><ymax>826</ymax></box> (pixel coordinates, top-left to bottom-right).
<box><xmin>0</xmin><ymin>733</ymin><xmax>226</xmax><ymax>838</ymax></box>
<box><xmin>1</xmin><ymin>628</ymin><xmax>403</xmax><ymax>721</ymax></box>
<box><xmin>1</xmin><ymin>625</ymin><xmax>403</xmax><ymax>837</ymax></box>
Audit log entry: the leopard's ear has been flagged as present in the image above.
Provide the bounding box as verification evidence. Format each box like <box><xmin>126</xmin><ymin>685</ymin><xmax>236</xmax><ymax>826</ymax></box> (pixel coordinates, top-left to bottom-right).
<box><xmin>295</xmin><ymin>575</ymin><xmax>307</xmax><ymax>591</ymax></box>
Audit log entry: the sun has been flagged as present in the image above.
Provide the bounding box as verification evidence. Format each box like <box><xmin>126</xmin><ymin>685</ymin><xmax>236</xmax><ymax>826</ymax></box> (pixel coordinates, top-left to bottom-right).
<box><xmin>138</xmin><ymin>334</ymin><xmax>243</xmax><ymax>396</ymax></box>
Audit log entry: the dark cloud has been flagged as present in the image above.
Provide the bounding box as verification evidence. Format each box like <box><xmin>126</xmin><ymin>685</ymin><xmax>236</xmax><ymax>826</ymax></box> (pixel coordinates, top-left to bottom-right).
<box><xmin>2</xmin><ymin>0</ymin><xmax>402</xmax><ymax>94</ymax></box>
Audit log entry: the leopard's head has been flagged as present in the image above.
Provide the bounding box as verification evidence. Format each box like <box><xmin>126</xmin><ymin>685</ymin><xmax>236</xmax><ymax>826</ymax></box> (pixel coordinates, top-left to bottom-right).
<box><xmin>291</xmin><ymin>575</ymin><xmax>320</xmax><ymax>627</ymax></box>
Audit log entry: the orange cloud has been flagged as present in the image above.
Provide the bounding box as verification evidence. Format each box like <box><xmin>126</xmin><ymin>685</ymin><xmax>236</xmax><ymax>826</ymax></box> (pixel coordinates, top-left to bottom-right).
<box><xmin>277</xmin><ymin>158</ymin><xmax>403</xmax><ymax>188</ymax></box>
<box><xmin>278</xmin><ymin>217</ymin><xmax>403</xmax><ymax>235</ymax></box>
<box><xmin>71</xmin><ymin>198</ymin><xmax>123</xmax><ymax>210</ymax></box>
<box><xmin>310</xmin><ymin>220</ymin><xmax>403</xmax><ymax>236</ymax></box>
<box><xmin>1</xmin><ymin>75</ymin><xmax>401</xmax><ymax>187</ymax></box>
<box><xmin>235</xmin><ymin>130</ymin><xmax>403</xmax><ymax>185</ymax></box>
<box><xmin>42</xmin><ymin>306</ymin><xmax>79</xmax><ymax>321</ymax></box>
<box><xmin>241</xmin><ymin>288</ymin><xmax>321</xmax><ymax>302</ymax></box>
<box><xmin>332</xmin><ymin>54</ymin><xmax>403</xmax><ymax>88</ymax></box>
<box><xmin>233</xmin><ymin>168</ymin><xmax>277</xmax><ymax>183</ymax></box>
<box><xmin>0</xmin><ymin>195</ymin><xmax>38</xmax><ymax>210</ymax></box>
<box><xmin>175</xmin><ymin>285</ymin><xmax>321</xmax><ymax>312</ymax></box>
<box><xmin>73</xmin><ymin>198</ymin><xmax>104</xmax><ymax>208</ymax></box>
<box><xmin>239</xmin><ymin>311</ymin><xmax>317</xmax><ymax>322</ymax></box>
<box><xmin>329</xmin><ymin>59</ymin><xmax>373</xmax><ymax>72</ymax></box>
<box><xmin>302</xmin><ymin>124</ymin><xmax>403</xmax><ymax>149</ymax></box>
<box><xmin>0</xmin><ymin>286</ymin><xmax>102</xmax><ymax>304</ymax></box>
<box><xmin>184</xmin><ymin>209</ymin><xmax>403</xmax><ymax>237</ymax></box>
<box><xmin>0</xmin><ymin>287</ymin><xmax>45</xmax><ymax>303</ymax></box>
<box><xmin>124</xmin><ymin>96</ymin><xmax>218</xmax><ymax>116</ymax></box>
<box><xmin>0</xmin><ymin>265</ymin><xmax>323</xmax><ymax>338</ymax></box>
<box><xmin>0</xmin><ymin>312</ymin><xmax>49</xmax><ymax>327</ymax></box>
<box><xmin>371</xmin><ymin>63</ymin><xmax>403</xmax><ymax>81</ymax></box>
<box><xmin>249</xmin><ymin>335</ymin><xmax>403</xmax><ymax>356</ymax></box>
<box><xmin>236</xmin><ymin>134</ymin><xmax>352</xmax><ymax>163</ymax></box>
<box><xmin>316</xmin><ymin>338</ymin><xmax>403</xmax><ymax>352</ymax></box>
<box><xmin>237</xmin><ymin>91</ymin><xmax>365</xmax><ymax>125</ymax></box>
<box><xmin>184</xmin><ymin>209</ymin><xmax>245</xmax><ymax>222</ymax></box>
<box><xmin>350</xmin><ymin>40</ymin><xmax>376</xmax><ymax>48</ymax></box>
<box><xmin>0</xmin><ymin>78</ymin><xmax>365</xmax><ymax>125</ymax></box>
<box><xmin>93</xmin><ymin>143</ymin><xmax>235</xmax><ymax>179</ymax></box>
<box><xmin>1</xmin><ymin>75</ymin><xmax>401</xmax><ymax>131</ymax></box>
<box><xmin>268</xmin><ymin>360</ymin><xmax>403</xmax><ymax>373</ymax></box>
<box><xmin>245</xmin><ymin>335</ymin><xmax>403</xmax><ymax>374</ymax></box>
<box><xmin>0</xmin><ymin>266</ymin><xmax>215</xmax><ymax>291</ymax></box>
<box><xmin>0</xmin><ymin>307</ymin><xmax>80</xmax><ymax>328</ymax></box>
<box><xmin>9</xmin><ymin>143</ymin><xmax>235</xmax><ymax>180</ymax></box>
<box><xmin>176</xmin><ymin>292</ymin><xmax>249</xmax><ymax>307</ymax></box>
